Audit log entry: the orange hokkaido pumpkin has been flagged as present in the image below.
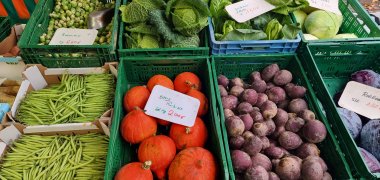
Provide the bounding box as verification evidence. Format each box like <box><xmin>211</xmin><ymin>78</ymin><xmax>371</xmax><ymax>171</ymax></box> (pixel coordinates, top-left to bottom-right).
<box><xmin>186</xmin><ymin>89</ymin><xmax>208</xmax><ymax>117</ymax></box>
<box><xmin>174</xmin><ymin>72</ymin><xmax>201</xmax><ymax>93</ymax></box>
<box><xmin>123</xmin><ymin>86</ymin><xmax>151</xmax><ymax>112</ymax></box>
<box><xmin>120</xmin><ymin>108</ymin><xmax>157</xmax><ymax>144</ymax></box>
<box><xmin>138</xmin><ymin>135</ymin><xmax>176</xmax><ymax>179</ymax></box>
<box><xmin>168</xmin><ymin>147</ymin><xmax>217</xmax><ymax>180</ymax></box>
<box><xmin>169</xmin><ymin>117</ymin><xmax>208</xmax><ymax>150</ymax></box>
<box><xmin>114</xmin><ymin>161</ymin><xmax>153</xmax><ymax>180</ymax></box>
<box><xmin>147</xmin><ymin>75</ymin><xmax>174</xmax><ymax>92</ymax></box>
<box><xmin>157</xmin><ymin>119</ymin><xmax>171</xmax><ymax>126</ymax></box>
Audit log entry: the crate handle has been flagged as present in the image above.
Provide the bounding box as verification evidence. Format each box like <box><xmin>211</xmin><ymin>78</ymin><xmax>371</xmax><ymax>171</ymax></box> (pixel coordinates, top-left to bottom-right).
<box><xmin>241</xmin><ymin>44</ymin><xmax>270</xmax><ymax>50</ymax></box>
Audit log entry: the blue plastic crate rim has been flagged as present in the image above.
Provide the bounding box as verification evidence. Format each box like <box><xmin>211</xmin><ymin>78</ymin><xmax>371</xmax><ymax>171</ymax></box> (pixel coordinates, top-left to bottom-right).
<box><xmin>208</xmin><ymin>17</ymin><xmax>302</xmax><ymax>45</ymax></box>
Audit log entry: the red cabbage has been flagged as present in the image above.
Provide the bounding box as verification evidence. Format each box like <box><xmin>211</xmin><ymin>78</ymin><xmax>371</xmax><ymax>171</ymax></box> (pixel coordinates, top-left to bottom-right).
<box><xmin>351</xmin><ymin>70</ymin><xmax>380</xmax><ymax>88</ymax></box>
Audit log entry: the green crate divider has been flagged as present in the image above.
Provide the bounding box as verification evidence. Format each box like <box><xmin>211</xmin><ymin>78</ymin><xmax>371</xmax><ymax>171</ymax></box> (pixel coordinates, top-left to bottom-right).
<box><xmin>0</xmin><ymin>16</ymin><xmax>11</xmax><ymax>42</ymax></box>
<box><xmin>295</xmin><ymin>0</ymin><xmax>380</xmax><ymax>52</ymax></box>
<box><xmin>104</xmin><ymin>57</ymin><xmax>229</xmax><ymax>180</ymax></box>
<box><xmin>1</xmin><ymin>0</ymin><xmax>32</xmax><ymax>24</ymax></box>
<box><xmin>211</xmin><ymin>54</ymin><xmax>353</xmax><ymax>180</ymax></box>
<box><xmin>18</xmin><ymin>0</ymin><xmax>120</xmax><ymax>68</ymax></box>
<box><xmin>117</xmin><ymin>0</ymin><xmax>209</xmax><ymax>57</ymax></box>
<box><xmin>299</xmin><ymin>43</ymin><xmax>380</xmax><ymax>179</ymax></box>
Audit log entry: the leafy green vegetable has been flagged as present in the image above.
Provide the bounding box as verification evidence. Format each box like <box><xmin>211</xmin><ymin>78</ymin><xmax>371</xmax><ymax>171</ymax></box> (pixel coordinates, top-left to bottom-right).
<box><xmin>265</xmin><ymin>19</ymin><xmax>283</xmax><ymax>40</ymax></box>
<box><xmin>119</xmin><ymin>0</ymin><xmax>166</xmax><ymax>23</ymax></box>
<box><xmin>210</xmin><ymin>0</ymin><xmax>231</xmax><ymax>16</ymax></box>
<box><xmin>265</xmin><ymin>0</ymin><xmax>309</xmax><ymax>15</ymax></box>
<box><xmin>220</xmin><ymin>29</ymin><xmax>267</xmax><ymax>41</ymax></box>
<box><xmin>166</xmin><ymin>0</ymin><xmax>210</xmax><ymax>36</ymax></box>
<box><xmin>281</xmin><ymin>23</ymin><xmax>301</xmax><ymax>39</ymax></box>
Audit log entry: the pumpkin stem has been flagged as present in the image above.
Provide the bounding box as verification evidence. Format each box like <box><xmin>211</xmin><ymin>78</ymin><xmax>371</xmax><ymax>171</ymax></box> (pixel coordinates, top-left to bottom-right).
<box><xmin>185</xmin><ymin>127</ymin><xmax>191</xmax><ymax>134</ymax></box>
<box><xmin>142</xmin><ymin>161</ymin><xmax>152</xmax><ymax>170</ymax></box>
<box><xmin>133</xmin><ymin>106</ymin><xmax>146</xmax><ymax>112</ymax></box>
<box><xmin>186</xmin><ymin>80</ymin><xmax>198</xmax><ymax>89</ymax></box>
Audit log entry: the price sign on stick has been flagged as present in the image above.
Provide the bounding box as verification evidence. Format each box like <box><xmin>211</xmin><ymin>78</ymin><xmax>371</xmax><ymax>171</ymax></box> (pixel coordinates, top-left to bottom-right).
<box><xmin>338</xmin><ymin>81</ymin><xmax>380</xmax><ymax>119</ymax></box>
<box><xmin>49</xmin><ymin>28</ymin><xmax>98</xmax><ymax>45</ymax></box>
<box><xmin>144</xmin><ymin>85</ymin><xmax>200</xmax><ymax>127</ymax></box>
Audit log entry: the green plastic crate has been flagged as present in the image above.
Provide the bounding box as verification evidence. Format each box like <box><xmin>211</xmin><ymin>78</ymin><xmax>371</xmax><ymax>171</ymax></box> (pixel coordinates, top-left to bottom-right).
<box><xmin>18</xmin><ymin>0</ymin><xmax>120</xmax><ymax>68</ymax></box>
<box><xmin>0</xmin><ymin>16</ymin><xmax>11</xmax><ymax>42</ymax></box>
<box><xmin>294</xmin><ymin>0</ymin><xmax>380</xmax><ymax>52</ymax></box>
<box><xmin>300</xmin><ymin>43</ymin><xmax>380</xmax><ymax>179</ymax></box>
<box><xmin>211</xmin><ymin>54</ymin><xmax>353</xmax><ymax>180</ymax></box>
<box><xmin>117</xmin><ymin>0</ymin><xmax>209</xmax><ymax>58</ymax></box>
<box><xmin>104</xmin><ymin>57</ymin><xmax>228</xmax><ymax>180</ymax></box>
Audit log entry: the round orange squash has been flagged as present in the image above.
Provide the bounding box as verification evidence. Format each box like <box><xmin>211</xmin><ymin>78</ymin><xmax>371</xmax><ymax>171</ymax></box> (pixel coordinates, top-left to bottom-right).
<box><xmin>174</xmin><ymin>72</ymin><xmax>201</xmax><ymax>94</ymax></box>
<box><xmin>147</xmin><ymin>75</ymin><xmax>174</xmax><ymax>92</ymax></box>
<box><xmin>168</xmin><ymin>147</ymin><xmax>217</xmax><ymax>180</ymax></box>
<box><xmin>120</xmin><ymin>108</ymin><xmax>157</xmax><ymax>144</ymax></box>
<box><xmin>114</xmin><ymin>161</ymin><xmax>153</xmax><ymax>180</ymax></box>
<box><xmin>123</xmin><ymin>86</ymin><xmax>151</xmax><ymax>112</ymax></box>
<box><xmin>138</xmin><ymin>135</ymin><xmax>176</xmax><ymax>180</ymax></box>
<box><xmin>169</xmin><ymin>117</ymin><xmax>208</xmax><ymax>150</ymax></box>
<box><xmin>186</xmin><ymin>89</ymin><xmax>209</xmax><ymax>117</ymax></box>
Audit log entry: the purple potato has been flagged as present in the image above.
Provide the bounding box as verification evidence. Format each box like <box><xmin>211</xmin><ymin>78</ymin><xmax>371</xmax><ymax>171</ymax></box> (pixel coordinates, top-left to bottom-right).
<box><xmin>273</xmin><ymin>70</ymin><xmax>293</xmax><ymax>86</ymax></box>
<box><xmin>322</xmin><ymin>172</ymin><xmax>332</xmax><ymax>180</ymax></box>
<box><xmin>230</xmin><ymin>86</ymin><xmax>245</xmax><ymax>97</ymax></box>
<box><xmin>237</xmin><ymin>102</ymin><xmax>254</xmax><ymax>114</ymax></box>
<box><xmin>301</xmin><ymin>159</ymin><xmax>324</xmax><ymax>180</ymax></box>
<box><xmin>277</xmin><ymin>99</ymin><xmax>290</xmax><ymax>110</ymax></box>
<box><xmin>222</xmin><ymin>95</ymin><xmax>238</xmax><ymax>109</ymax></box>
<box><xmin>303</xmin><ymin>156</ymin><xmax>328</xmax><ymax>172</ymax></box>
<box><xmin>271</xmin><ymin>126</ymin><xmax>285</xmax><ymax>139</ymax></box>
<box><xmin>296</xmin><ymin>143</ymin><xmax>320</xmax><ymax>159</ymax></box>
<box><xmin>244</xmin><ymin>166</ymin><xmax>269</xmax><ymax>180</ymax></box>
<box><xmin>252</xmin><ymin>122</ymin><xmax>269</xmax><ymax>137</ymax></box>
<box><xmin>274</xmin><ymin>108</ymin><xmax>288</xmax><ymax>127</ymax></box>
<box><xmin>278</xmin><ymin>131</ymin><xmax>303</xmax><ymax>150</ymax></box>
<box><xmin>265</xmin><ymin>119</ymin><xmax>276</xmax><ymax>136</ymax></box>
<box><xmin>232</xmin><ymin>150</ymin><xmax>252</xmax><ymax>173</ymax></box>
<box><xmin>285</xmin><ymin>117</ymin><xmax>305</xmax><ymax>133</ymax></box>
<box><xmin>298</xmin><ymin>109</ymin><xmax>316</xmax><ymax>122</ymax></box>
<box><xmin>288</xmin><ymin>98</ymin><xmax>308</xmax><ymax>114</ymax></box>
<box><xmin>250</xmin><ymin>71</ymin><xmax>262</xmax><ymax>82</ymax></box>
<box><xmin>230</xmin><ymin>77</ymin><xmax>244</xmax><ymax>88</ymax></box>
<box><xmin>264</xmin><ymin>146</ymin><xmax>284</xmax><ymax>159</ymax></box>
<box><xmin>260</xmin><ymin>136</ymin><xmax>270</xmax><ymax>150</ymax></box>
<box><xmin>218</xmin><ymin>85</ymin><xmax>228</xmax><ymax>97</ymax></box>
<box><xmin>241</xmin><ymin>89</ymin><xmax>258</xmax><ymax>105</ymax></box>
<box><xmin>337</xmin><ymin>108</ymin><xmax>362</xmax><ymax>139</ymax></box>
<box><xmin>260</xmin><ymin>101</ymin><xmax>278</xmax><ymax>119</ymax></box>
<box><xmin>266</xmin><ymin>87</ymin><xmax>286</xmax><ymax>104</ymax></box>
<box><xmin>250</xmin><ymin>110</ymin><xmax>264</xmax><ymax>123</ymax></box>
<box><xmin>252</xmin><ymin>80</ymin><xmax>267</xmax><ymax>93</ymax></box>
<box><xmin>242</xmin><ymin>131</ymin><xmax>254</xmax><ymax>141</ymax></box>
<box><xmin>266</xmin><ymin>82</ymin><xmax>276</xmax><ymax>90</ymax></box>
<box><xmin>286</xmin><ymin>85</ymin><xmax>307</xmax><ymax>99</ymax></box>
<box><xmin>230</xmin><ymin>136</ymin><xmax>245</xmax><ymax>149</ymax></box>
<box><xmin>302</xmin><ymin>120</ymin><xmax>327</xmax><ymax>143</ymax></box>
<box><xmin>359</xmin><ymin>147</ymin><xmax>380</xmax><ymax>173</ymax></box>
<box><xmin>275</xmin><ymin>157</ymin><xmax>301</xmax><ymax>180</ymax></box>
<box><xmin>268</xmin><ymin>172</ymin><xmax>280</xmax><ymax>180</ymax></box>
<box><xmin>251</xmin><ymin>153</ymin><xmax>272</xmax><ymax>171</ymax></box>
<box><xmin>226</xmin><ymin>116</ymin><xmax>245</xmax><ymax>137</ymax></box>
<box><xmin>239</xmin><ymin>114</ymin><xmax>254</xmax><ymax>131</ymax></box>
<box><xmin>218</xmin><ymin>74</ymin><xmax>229</xmax><ymax>88</ymax></box>
<box><xmin>224</xmin><ymin>109</ymin><xmax>235</xmax><ymax>119</ymax></box>
<box><xmin>262</xmin><ymin>64</ymin><xmax>280</xmax><ymax>82</ymax></box>
<box><xmin>256</xmin><ymin>93</ymin><xmax>269</xmax><ymax>108</ymax></box>
<box><xmin>242</xmin><ymin>135</ymin><xmax>263</xmax><ymax>156</ymax></box>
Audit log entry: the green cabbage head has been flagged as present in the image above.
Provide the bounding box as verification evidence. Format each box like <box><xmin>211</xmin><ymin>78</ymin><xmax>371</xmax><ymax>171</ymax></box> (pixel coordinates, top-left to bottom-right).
<box><xmin>304</xmin><ymin>10</ymin><xmax>343</xmax><ymax>39</ymax></box>
<box><xmin>166</xmin><ymin>0</ymin><xmax>210</xmax><ymax>36</ymax></box>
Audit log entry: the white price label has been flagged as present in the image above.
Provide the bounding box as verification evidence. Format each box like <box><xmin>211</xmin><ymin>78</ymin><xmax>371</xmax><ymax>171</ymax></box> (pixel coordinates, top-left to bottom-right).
<box><xmin>49</xmin><ymin>28</ymin><xmax>98</xmax><ymax>45</ymax></box>
<box><xmin>144</xmin><ymin>85</ymin><xmax>200</xmax><ymax>127</ymax></box>
<box><xmin>338</xmin><ymin>81</ymin><xmax>380</xmax><ymax>119</ymax></box>
<box><xmin>307</xmin><ymin>0</ymin><xmax>341</xmax><ymax>15</ymax></box>
<box><xmin>225</xmin><ymin>0</ymin><xmax>276</xmax><ymax>23</ymax></box>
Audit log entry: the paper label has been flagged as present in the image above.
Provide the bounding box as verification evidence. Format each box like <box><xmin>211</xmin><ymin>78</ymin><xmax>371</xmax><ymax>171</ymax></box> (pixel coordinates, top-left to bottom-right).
<box><xmin>0</xmin><ymin>125</ymin><xmax>22</xmax><ymax>145</ymax></box>
<box><xmin>225</xmin><ymin>0</ymin><xmax>276</xmax><ymax>23</ymax></box>
<box><xmin>49</xmin><ymin>28</ymin><xmax>98</xmax><ymax>45</ymax></box>
<box><xmin>23</xmin><ymin>65</ymin><xmax>47</xmax><ymax>90</ymax></box>
<box><xmin>144</xmin><ymin>85</ymin><xmax>200</xmax><ymax>127</ymax></box>
<box><xmin>338</xmin><ymin>81</ymin><xmax>380</xmax><ymax>119</ymax></box>
<box><xmin>308</xmin><ymin>0</ymin><xmax>341</xmax><ymax>15</ymax></box>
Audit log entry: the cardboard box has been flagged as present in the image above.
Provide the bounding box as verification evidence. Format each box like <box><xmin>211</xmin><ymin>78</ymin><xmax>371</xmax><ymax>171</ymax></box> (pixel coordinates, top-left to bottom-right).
<box><xmin>0</xmin><ymin>25</ymin><xmax>23</xmax><ymax>62</ymax></box>
<box><xmin>2</xmin><ymin>62</ymin><xmax>118</xmax><ymax>134</ymax></box>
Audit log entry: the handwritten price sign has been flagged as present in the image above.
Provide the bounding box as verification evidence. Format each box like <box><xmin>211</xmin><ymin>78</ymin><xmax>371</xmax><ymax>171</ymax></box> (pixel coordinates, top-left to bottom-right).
<box><xmin>225</xmin><ymin>0</ymin><xmax>275</xmax><ymax>23</ymax></box>
<box><xmin>338</xmin><ymin>81</ymin><xmax>380</xmax><ymax>119</ymax></box>
<box><xmin>307</xmin><ymin>0</ymin><xmax>341</xmax><ymax>15</ymax></box>
<box><xmin>144</xmin><ymin>85</ymin><xmax>200</xmax><ymax>127</ymax></box>
<box><xmin>49</xmin><ymin>28</ymin><xmax>98</xmax><ymax>45</ymax></box>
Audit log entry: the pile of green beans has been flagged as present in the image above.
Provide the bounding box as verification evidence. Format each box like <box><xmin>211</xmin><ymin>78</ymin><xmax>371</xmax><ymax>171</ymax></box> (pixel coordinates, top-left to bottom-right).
<box><xmin>39</xmin><ymin>0</ymin><xmax>115</xmax><ymax>45</ymax></box>
<box><xmin>0</xmin><ymin>133</ymin><xmax>108</xmax><ymax>180</ymax></box>
<box><xmin>16</xmin><ymin>73</ymin><xmax>114</xmax><ymax>125</ymax></box>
